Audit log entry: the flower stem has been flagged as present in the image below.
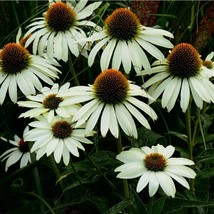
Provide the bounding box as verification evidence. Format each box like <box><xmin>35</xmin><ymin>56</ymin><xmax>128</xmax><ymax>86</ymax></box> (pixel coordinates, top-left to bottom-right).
<box><xmin>68</xmin><ymin>54</ymin><xmax>80</xmax><ymax>86</ymax></box>
<box><xmin>185</xmin><ymin>101</ymin><xmax>193</xmax><ymax>160</ymax></box>
<box><xmin>148</xmin><ymin>196</ymin><xmax>154</xmax><ymax>214</ymax></box>
<box><xmin>31</xmin><ymin>153</ymin><xmax>45</xmax><ymax>213</ymax></box>
<box><xmin>188</xmin><ymin>2</ymin><xmax>195</xmax><ymax>32</ymax></box>
<box><xmin>197</xmin><ymin>108</ymin><xmax>207</xmax><ymax>150</ymax></box>
<box><xmin>116</xmin><ymin>132</ymin><xmax>129</xmax><ymax>200</ymax></box>
<box><xmin>185</xmin><ymin>99</ymin><xmax>195</xmax><ymax>193</ymax></box>
<box><xmin>49</xmin><ymin>155</ymin><xmax>64</xmax><ymax>191</ymax></box>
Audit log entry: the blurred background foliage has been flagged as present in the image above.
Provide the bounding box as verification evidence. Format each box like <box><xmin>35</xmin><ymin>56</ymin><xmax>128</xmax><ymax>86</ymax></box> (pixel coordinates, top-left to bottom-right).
<box><xmin>0</xmin><ymin>0</ymin><xmax>214</xmax><ymax>213</ymax></box>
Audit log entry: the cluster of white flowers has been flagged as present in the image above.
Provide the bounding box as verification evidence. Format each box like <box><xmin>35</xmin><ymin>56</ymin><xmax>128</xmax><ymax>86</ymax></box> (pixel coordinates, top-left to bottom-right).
<box><xmin>1</xmin><ymin>0</ymin><xmax>214</xmax><ymax>199</ymax></box>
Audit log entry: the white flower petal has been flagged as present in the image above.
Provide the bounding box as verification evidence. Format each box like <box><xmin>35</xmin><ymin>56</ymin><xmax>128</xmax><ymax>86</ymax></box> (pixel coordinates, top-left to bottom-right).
<box><xmin>136</xmin><ymin>171</ymin><xmax>150</xmax><ymax>193</ymax></box>
<box><xmin>88</xmin><ymin>37</ymin><xmax>109</xmax><ymax>67</ymax></box>
<box><xmin>100</xmin><ymin>104</ymin><xmax>111</xmax><ymax>137</ymax></box>
<box><xmin>116</xmin><ymin>149</ymin><xmax>145</xmax><ymax>163</ymax></box>
<box><xmin>116</xmin><ymin>162</ymin><xmax>146</xmax><ymax>179</ymax></box>
<box><xmin>166</xmin><ymin>165</ymin><xmax>196</xmax><ymax>178</ymax></box>
<box><xmin>62</xmin><ymin>145</ymin><xmax>70</xmax><ymax>166</ymax></box>
<box><xmin>46</xmin><ymin>138</ymin><xmax>59</xmax><ymax>156</ymax></box>
<box><xmin>136</xmin><ymin>37</ymin><xmax>165</xmax><ymax>60</ymax></box>
<box><xmin>100</xmin><ymin>39</ymin><xmax>117</xmax><ymax>71</ymax></box>
<box><xmin>120</xmin><ymin>40</ymin><xmax>132</xmax><ymax>73</ymax></box>
<box><xmin>162</xmin><ymin>145</ymin><xmax>175</xmax><ymax>159</ymax></box>
<box><xmin>73</xmin><ymin>99</ymin><xmax>100</xmax><ymax>127</ymax></box>
<box><xmin>148</xmin><ymin>172</ymin><xmax>159</xmax><ymax>197</ymax></box>
<box><xmin>166</xmin><ymin>171</ymin><xmax>190</xmax><ymax>189</ymax></box>
<box><xmin>54</xmin><ymin>140</ymin><xmax>64</xmax><ymax>163</ymax></box>
<box><xmin>167</xmin><ymin>158</ymin><xmax>195</xmax><ymax>166</ymax></box>
<box><xmin>180</xmin><ymin>78</ymin><xmax>190</xmax><ymax>112</ymax></box>
<box><xmin>8</xmin><ymin>75</ymin><xmax>17</xmax><ymax>103</ymax></box>
<box><xmin>157</xmin><ymin>172</ymin><xmax>176</xmax><ymax>198</ymax></box>
<box><xmin>86</xmin><ymin>102</ymin><xmax>104</xmax><ymax>134</ymax></box>
<box><xmin>109</xmin><ymin>105</ymin><xmax>119</xmax><ymax>138</ymax></box>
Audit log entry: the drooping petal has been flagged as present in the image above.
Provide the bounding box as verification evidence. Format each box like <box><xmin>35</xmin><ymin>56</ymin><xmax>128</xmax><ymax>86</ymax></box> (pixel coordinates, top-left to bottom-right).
<box><xmin>136</xmin><ymin>171</ymin><xmax>150</xmax><ymax>193</ymax></box>
<box><xmin>156</xmin><ymin>172</ymin><xmax>176</xmax><ymax>198</ymax></box>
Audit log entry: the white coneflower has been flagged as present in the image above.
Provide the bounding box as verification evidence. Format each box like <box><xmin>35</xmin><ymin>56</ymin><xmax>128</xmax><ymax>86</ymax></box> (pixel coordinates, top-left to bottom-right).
<box><xmin>0</xmin><ymin>126</ymin><xmax>31</xmax><ymax>172</ymax></box>
<box><xmin>64</xmin><ymin>68</ymin><xmax>157</xmax><ymax>139</ymax></box>
<box><xmin>25</xmin><ymin>115</ymin><xmax>94</xmax><ymax>165</ymax></box>
<box><xmin>115</xmin><ymin>144</ymin><xmax>196</xmax><ymax>198</ymax></box>
<box><xmin>141</xmin><ymin>43</ymin><xmax>214</xmax><ymax>112</ymax></box>
<box><xmin>0</xmin><ymin>42</ymin><xmax>61</xmax><ymax>104</ymax></box>
<box><xmin>24</xmin><ymin>0</ymin><xmax>102</xmax><ymax>61</ymax></box>
<box><xmin>86</xmin><ymin>8</ymin><xmax>173</xmax><ymax>74</ymax></box>
<box><xmin>18</xmin><ymin>83</ymin><xmax>80</xmax><ymax>123</ymax></box>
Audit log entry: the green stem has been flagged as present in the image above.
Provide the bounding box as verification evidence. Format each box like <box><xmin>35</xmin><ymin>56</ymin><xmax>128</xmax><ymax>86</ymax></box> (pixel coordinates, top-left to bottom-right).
<box><xmin>12</xmin><ymin>2</ymin><xmax>19</xmax><ymax>27</ymax></box>
<box><xmin>68</xmin><ymin>54</ymin><xmax>80</xmax><ymax>86</ymax></box>
<box><xmin>197</xmin><ymin>108</ymin><xmax>207</xmax><ymax>150</ymax></box>
<box><xmin>26</xmin><ymin>192</ymin><xmax>56</xmax><ymax>214</ymax></box>
<box><xmin>49</xmin><ymin>155</ymin><xmax>64</xmax><ymax>191</ymax></box>
<box><xmin>185</xmin><ymin>99</ymin><xmax>195</xmax><ymax>192</ymax></box>
<box><xmin>33</xmin><ymin>167</ymin><xmax>45</xmax><ymax>213</ymax></box>
<box><xmin>31</xmin><ymin>153</ymin><xmax>45</xmax><ymax>214</ymax></box>
<box><xmin>185</xmin><ymin>103</ymin><xmax>193</xmax><ymax>160</ymax></box>
<box><xmin>188</xmin><ymin>2</ymin><xmax>195</xmax><ymax>32</ymax></box>
<box><xmin>148</xmin><ymin>196</ymin><xmax>154</xmax><ymax>214</ymax></box>
<box><xmin>116</xmin><ymin>133</ymin><xmax>129</xmax><ymax>200</ymax></box>
<box><xmin>29</xmin><ymin>148</ymin><xmax>45</xmax><ymax>213</ymax></box>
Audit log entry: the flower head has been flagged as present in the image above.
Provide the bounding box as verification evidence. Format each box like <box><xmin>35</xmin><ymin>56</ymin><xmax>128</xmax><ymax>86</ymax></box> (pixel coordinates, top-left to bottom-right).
<box><xmin>115</xmin><ymin>144</ymin><xmax>196</xmax><ymax>198</ymax></box>
<box><xmin>25</xmin><ymin>115</ymin><xmax>94</xmax><ymax>165</ymax></box>
<box><xmin>24</xmin><ymin>0</ymin><xmax>102</xmax><ymax>61</ymax></box>
<box><xmin>18</xmin><ymin>83</ymin><xmax>80</xmax><ymax>123</ymax></box>
<box><xmin>86</xmin><ymin>7</ymin><xmax>173</xmax><ymax>74</ymax></box>
<box><xmin>141</xmin><ymin>43</ymin><xmax>214</xmax><ymax>112</ymax></box>
<box><xmin>0</xmin><ymin>126</ymin><xmax>31</xmax><ymax>172</ymax></box>
<box><xmin>0</xmin><ymin>41</ymin><xmax>61</xmax><ymax>104</ymax></box>
<box><xmin>65</xmin><ymin>69</ymin><xmax>157</xmax><ymax>139</ymax></box>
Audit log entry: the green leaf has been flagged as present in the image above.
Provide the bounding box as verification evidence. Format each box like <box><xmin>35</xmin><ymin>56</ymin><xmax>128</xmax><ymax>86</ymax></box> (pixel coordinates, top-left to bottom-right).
<box><xmin>196</xmin><ymin>168</ymin><xmax>214</xmax><ymax>179</ymax></box>
<box><xmin>90</xmin><ymin>150</ymin><xmax>118</xmax><ymax>168</ymax></box>
<box><xmin>104</xmin><ymin>198</ymin><xmax>133</xmax><ymax>214</ymax></box>
<box><xmin>65</xmin><ymin>171</ymin><xmax>100</xmax><ymax>190</ymax></box>
<box><xmin>88</xmin><ymin>196</ymin><xmax>110</xmax><ymax>214</ymax></box>
<box><xmin>130</xmin><ymin>187</ymin><xmax>148</xmax><ymax>214</ymax></box>
<box><xmin>164</xmin><ymin>198</ymin><xmax>214</xmax><ymax>213</ymax></box>
<box><xmin>151</xmin><ymin>196</ymin><xmax>166</xmax><ymax>214</ymax></box>
<box><xmin>195</xmin><ymin>149</ymin><xmax>214</xmax><ymax>163</ymax></box>
<box><xmin>130</xmin><ymin>126</ymin><xmax>167</xmax><ymax>148</ymax></box>
<box><xmin>195</xmin><ymin>176</ymin><xmax>210</xmax><ymax>201</ymax></box>
<box><xmin>168</xmin><ymin>131</ymin><xmax>187</xmax><ymax>142</ymax></box>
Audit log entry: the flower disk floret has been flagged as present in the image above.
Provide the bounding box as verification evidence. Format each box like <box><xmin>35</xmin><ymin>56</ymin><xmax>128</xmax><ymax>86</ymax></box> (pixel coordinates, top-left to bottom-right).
<box><xmin>114</xmin><ymin>144</ymin><xmax>196</xmax><ymax>198</ymax></box>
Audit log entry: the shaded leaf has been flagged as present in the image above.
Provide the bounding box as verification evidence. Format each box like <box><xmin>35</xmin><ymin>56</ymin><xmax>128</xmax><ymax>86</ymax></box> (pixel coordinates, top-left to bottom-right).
<box><xmin>164</xmin><ymin>198</ymin><xmax>214</xmax><ymax>213</ymax></box>
<box><xmin>151</xmin><ymin>196</ymin><xmax>166</xmax><ymax>214</ymax></box>
<box><xmin>104</xmin><ymin>198</ymin><xmax>133</xmax><ymax>214</ymax></box>
<box><xmin>130</xmin><ymin>126</ymin><xmax>167</xmax><ymax>148</ymax></box>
